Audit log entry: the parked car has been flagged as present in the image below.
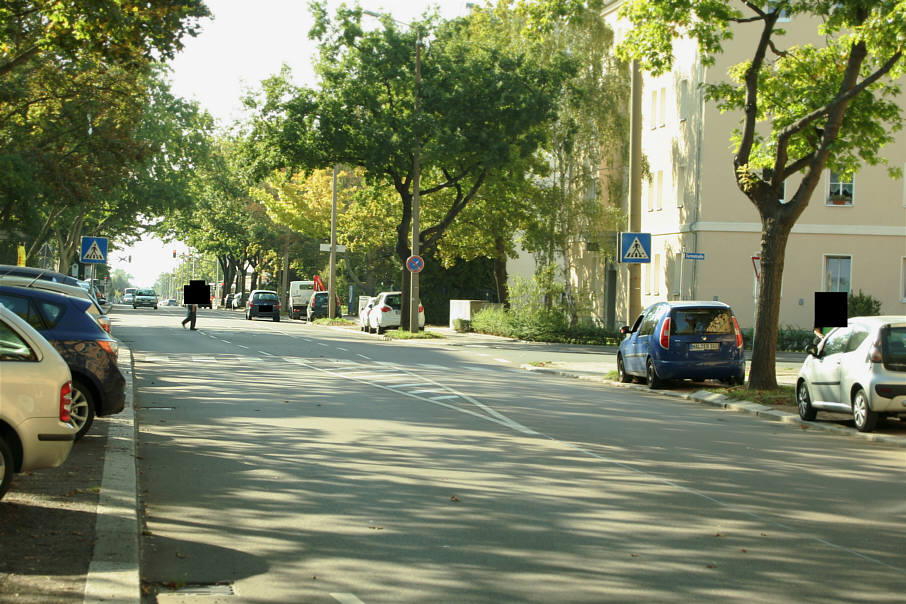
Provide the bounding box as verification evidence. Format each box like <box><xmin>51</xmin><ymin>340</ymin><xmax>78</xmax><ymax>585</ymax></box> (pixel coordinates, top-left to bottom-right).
<box><xmin>796</xmin><ymin>316</ymin><xmax>906</xmax><ymax>432</ymax></box>
<box><xmin>367</xmin><ymin>291</ymin><xmax>425</xmax><ymax>334</ymax></box>
<box><xmin>0</xmin><ymin>285</ymin><xmax>125</xmax><ymax>439</ymax></box>
<box><xmin>289</xmin><ymin>280</ymin><xmax>316</xmax><ymax>320</ymax></box>
<box><xmin>162</xmin><ymin>298</ymin><xmax>179</xmax><ymax>306</ymax></box>
<box><xmin>133</xmin><ymin>288</ymin><xmax>158</xmax><ymax>309</ymax></box>
<box><xmin>617</xmin><ymin>301</ymin><xmax>746</xmax><ymax>388</ymax></box>
<box><xmin>359</xmin><ymin>297</ymin><xmax>377</xmax><ymax>331</ymax></box>
<box><xmin>307</xmin><ymin>291</ymin><xmax>343</xmax><ymax>322</ymax></box>
<box><xmin>232</xmin><ymin>292</ymin><xmax>248</xmax><ymax>310</ymax></box>
<box><xmin>246</xmin><ymin>290</ymin><xmax>281</xmax><ymax>322</ymax></box>
<box><xmin>0</xmin><ymin>305</ymin><xmax>76</xmax><ymax>500</ymax></box>
<box><xmin>0</xmin><ymin>264</ymin><xmax>80</xmax><ymax>287</ymax></box>
<box><xmin>0</xmin><ymin>275</ymin><xmax>111</xmax><ymax>335</ymax></box>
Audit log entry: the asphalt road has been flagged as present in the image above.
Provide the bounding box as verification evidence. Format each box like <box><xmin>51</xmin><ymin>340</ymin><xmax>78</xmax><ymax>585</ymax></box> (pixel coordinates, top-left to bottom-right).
<box><xmin>110</xmin><ymin>306</ymin><xmax>906</xmax><ymax>604</ymax></box>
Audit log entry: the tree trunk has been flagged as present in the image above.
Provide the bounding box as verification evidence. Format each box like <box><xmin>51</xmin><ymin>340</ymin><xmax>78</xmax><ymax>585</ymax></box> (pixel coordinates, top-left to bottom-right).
<box><xmin>493</xmin><ymin>235</ymin><xmax>508</xmax><ymax>306</ymax></box>
<box><xmin>400</xmin><ymin>266</ymin><xmax>412</xmax><ymax>331</ymax></box>
<box><xmin>747</xmin><ymin>215</ymin><xmax>793</xmax><ymax>389</ymax></box>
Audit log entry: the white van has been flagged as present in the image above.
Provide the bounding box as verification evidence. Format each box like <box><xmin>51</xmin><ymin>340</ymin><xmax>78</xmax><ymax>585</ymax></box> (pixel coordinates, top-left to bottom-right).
<box><xmin>289</xmin><ymin>281</ymin><xmax>316</xmax><ymax>320</ymax></box>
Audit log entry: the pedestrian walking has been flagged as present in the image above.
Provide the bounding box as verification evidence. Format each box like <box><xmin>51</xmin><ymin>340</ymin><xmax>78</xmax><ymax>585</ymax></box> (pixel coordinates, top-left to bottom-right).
<box><xmin>181</xmin><ymin>303</ymin><xmax>198</xmax><ymax>330</ymax></box>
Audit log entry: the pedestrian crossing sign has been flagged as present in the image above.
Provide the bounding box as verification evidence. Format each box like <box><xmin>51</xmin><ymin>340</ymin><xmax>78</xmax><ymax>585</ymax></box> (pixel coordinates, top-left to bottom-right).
<box><xmin>80</xmin><ymin>236</ymin><xmax>108</xmax><ymax>264</ymax></box>
<box><xmin>619</xmin><ymin>232</ymin><xmax>651</xmax><ymax>263</ymax></box>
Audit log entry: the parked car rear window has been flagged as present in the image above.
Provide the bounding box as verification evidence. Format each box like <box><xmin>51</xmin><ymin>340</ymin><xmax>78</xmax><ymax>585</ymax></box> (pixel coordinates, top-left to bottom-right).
<box><xmin>882</xmin><ymin>326</ymin><xmax>906</xmax><ymax>365</ymax></box>
<box><xmin>255</xmin><ymin>293</ymin><xmax>278</xmax><ymax>302</ymax></box>
<box><xmin>0</xmin><ymin>294</ymin><xmax>45</xmax><ymax>330</ymax></box>
<box><xmin>36</xmin><ymin>300</ymin><xmax>66</xmax><ymax>328</ymax></box>
<box><xmin>671</xmin><ymin>308</ymin><xmax>733</xmax><ymax>335</ymax></box>
<box><xmin>384</xmin><ymin>294</ymin><xmax>401</xmax><ymax>310</ymax></box>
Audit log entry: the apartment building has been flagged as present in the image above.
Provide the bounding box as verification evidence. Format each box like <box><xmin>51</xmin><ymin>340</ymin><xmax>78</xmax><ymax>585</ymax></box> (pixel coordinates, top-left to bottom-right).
<box><xmin>554</xmin><ymin>4</ymin><xmax>906</xmax><ymax>329</ymax></box>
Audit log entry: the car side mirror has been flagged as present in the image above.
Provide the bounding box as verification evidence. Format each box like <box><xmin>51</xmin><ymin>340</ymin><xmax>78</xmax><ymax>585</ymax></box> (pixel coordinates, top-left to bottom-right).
<box><xmin>806</xmin><ymin>344</ymin><xmax>818</xmax><ymax>357</ymax></box>
<box><xmin>620</xmin><ymin>326</ymin><xmax>631</xmax><ymax>335</ymax></box>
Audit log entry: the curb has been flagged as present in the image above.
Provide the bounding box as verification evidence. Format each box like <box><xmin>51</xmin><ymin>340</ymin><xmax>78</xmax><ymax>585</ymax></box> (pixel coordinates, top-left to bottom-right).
<box><xmin>84</xmin><ymin>346</ymin><xmax>140</xmax><ymax>603</ymax></box>
<box><xmin>521</xmin><ymin>365</ymin><xmax>906</xmax><ymax>449</ymax></box>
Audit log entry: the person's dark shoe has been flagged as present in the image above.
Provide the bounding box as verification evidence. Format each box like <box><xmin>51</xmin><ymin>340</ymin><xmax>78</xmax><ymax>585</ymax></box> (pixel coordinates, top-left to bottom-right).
<box><xmin>182</xmin><ymin>323</ymin><xmax>187</xmax><ymax>329</ymax></box>
<box><xmin>189</xmin><ymin>327</ymin><xmax>198</xmax><ymax>330</ymax></box>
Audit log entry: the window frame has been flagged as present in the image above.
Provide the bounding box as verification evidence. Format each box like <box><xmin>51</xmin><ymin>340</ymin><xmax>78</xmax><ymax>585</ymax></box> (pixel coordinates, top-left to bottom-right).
<box><xmin>827</xmin><ymin>170</ymin><xmax>854</xmax><ymax>206</ymax></box>
<box><xmin>823</xmin><ymin>254</ymin><xmax>852</xmax><ymax>293</ymax></box>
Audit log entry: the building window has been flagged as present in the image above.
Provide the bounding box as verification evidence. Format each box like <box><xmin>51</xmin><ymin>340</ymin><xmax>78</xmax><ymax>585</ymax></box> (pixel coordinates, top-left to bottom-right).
<box><xmin>653</xmin><ymin>254</ymin><xmax>661</xmax><ymax>294</ymax></box>
<box><xmin>676</xmin><ymin>166</ymin><xmax>685</xmax><ymax>208</ymax></box>
<box><xmin>827</xmin><ymin>171</ymin><xmax>854</xmax><ymax>205</ymax></box>
<box><xmin>656</xmin><ymin>171</ymin><xmax>663</xmax><ymax>211</ymax></box>
<box><xmin>824</xmin><ymin>255</ymin><xmax>851</xmax><ymax>292</ymax></box>
<box><xmin>659</xmin><ymin>87</ymin><xmax>667</xmax><ymax>127</ymax></box>
<box><xmin>650</xmin><ymin>90</ymin><xmax>658</xmax><ymax>129</ymax></box>
<box><xmin>901</xmin><ymin>257</ymin><xmax>906</xmax><ymax>301</ymax></box>
<box><xmin>647</xmin><ymin>178</ymin><xmax>655</xmax><ymax>212</ymax></box>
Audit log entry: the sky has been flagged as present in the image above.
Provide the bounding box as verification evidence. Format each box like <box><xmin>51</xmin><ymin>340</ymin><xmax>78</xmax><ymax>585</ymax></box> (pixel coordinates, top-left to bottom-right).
<box><xmin>110</xmin><ymin>0</ymin><xmax>477</xmax><ymax>288</ymax></box>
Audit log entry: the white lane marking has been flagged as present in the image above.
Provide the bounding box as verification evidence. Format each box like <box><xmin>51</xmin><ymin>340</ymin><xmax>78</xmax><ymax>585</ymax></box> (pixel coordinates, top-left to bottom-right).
<box><xmin>495</xmin><ymin>358</ymin><xmax>511</xmax><ymax>364</ymax></box>
<box><xmin>220</xmin><ymin>339</ymin><xmax>231</xmax><ymax>344</ymax></box>
<box><xmin>431</xmin><ymin>395</ymin><xmax>459</xmax><ymax>401</ymax></box>
<box><xmin>331</xmin><ymin>594</ymin><xmax>366</xmax><ymax>604</ymax></box>
<box><xmin>389</xmin><ymin>382</ymin><xmax>433</xmax><ymax>389</ymax></box>
<box><xmin>191</xmin><ymin>356</ymin><xmax>215</xmax><ymax>362</ymax></box>
<box><xmin>466</xmin><ymin>345</ymin><xmax>489</xmax><ymax>348</ymax></box>
<box><xmin>417</xmin><ymin>364</ymin><xmax>448</xmax><ymax>370</ymax></box>
<box><xmin>337</xmin><ymin>347</ymin><xmax>348</xmax><ymax>352</ymax></box>
<box><xmin>409</xmin><ymin>389</ymin><xmax>444</xmax><ymax>395</ymax></box>
<box><xmin>357</xmin><ymin>354</ymin><xmax>371</xmax><ymax>360</ymax></box>
<box><xmin>297</xmin><ymin>338</ymin><xmax>312</xmax><ymax>342</ymax></box>
<box><xmin>318</xmin><ymin>342</ymin><xmax>329</xmax><ymax>347</ymax></box>
<box><xmin>237</xmin><ymin>344</ymin><xmax>249</xmax><ymax>349</ymax></box>
<box><xmin>259</xmin><ymin>351</ymin><xmax>274</xmax><ymax>356</ymax></box>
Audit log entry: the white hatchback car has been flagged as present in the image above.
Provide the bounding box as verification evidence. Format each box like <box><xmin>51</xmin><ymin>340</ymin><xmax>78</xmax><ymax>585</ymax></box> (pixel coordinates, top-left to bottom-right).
<box><xmin>0</xmin><ymin>305</ymin><xmax>76</xmax><ymax>500</ymax></box>
<box><xmin>367</xmin><ymin>291</ymin><xmax>425</xmax><ymax>334</ymax></box>
<box><xmin>797</xmin><ymin>315</ymin><xmax>906</xmax><ymax>432</ymax></box>
<box><xmin>359</xmin><ymin>297</ymin><xmax>377</xmax><ymax>332</ymax></box>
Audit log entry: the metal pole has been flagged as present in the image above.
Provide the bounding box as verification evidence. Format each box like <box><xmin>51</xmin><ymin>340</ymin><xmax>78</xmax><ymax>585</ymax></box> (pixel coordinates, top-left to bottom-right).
<box><xmin>628</xmin><ymin>59</ymin><xmax>643</xmax><ymax>321</ymax></box>
<box><xmin>329</xmin><ymin>164</ymin><xmax>338</xmax><ymax>319</ymax></box>
<box><xmin>409</xmin><ymin>39</ymin><xmax>422</xmax><ymax>332</ymax></box>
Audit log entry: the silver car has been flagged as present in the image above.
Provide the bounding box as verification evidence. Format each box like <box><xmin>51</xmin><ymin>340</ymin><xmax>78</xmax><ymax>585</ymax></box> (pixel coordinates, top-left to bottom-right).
<box><xmin>797</xmin><ymin>316</ymin><xmax>906</xmax><ymax>432</ymax></box>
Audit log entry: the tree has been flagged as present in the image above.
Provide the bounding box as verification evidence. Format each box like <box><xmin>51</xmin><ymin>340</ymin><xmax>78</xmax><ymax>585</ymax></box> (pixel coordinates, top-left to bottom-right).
<box><xmin>247</xmin><ymin>4</ymin><xmax>573</xmax><ymax>330</ymax></box>
<box><xmin>616</xmin><ymin>0</ymin><xmax>906</xmax><ymax>388</ymax></box>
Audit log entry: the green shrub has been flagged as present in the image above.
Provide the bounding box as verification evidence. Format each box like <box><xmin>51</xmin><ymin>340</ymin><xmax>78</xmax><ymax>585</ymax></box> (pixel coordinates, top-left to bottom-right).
<box><xmin>740</xmin><ymin>326</ymin><xmax>816</xmax><ymax>352</ymax></box>
<box><xmin>452</xmin><ymin>318</ymin><xmax>471</xmax><ymax>332</ymax></box>
<box><xmin>848</xmin><ymin>290</ymin><xmax>882</xmax><ymax>317</ymax></box>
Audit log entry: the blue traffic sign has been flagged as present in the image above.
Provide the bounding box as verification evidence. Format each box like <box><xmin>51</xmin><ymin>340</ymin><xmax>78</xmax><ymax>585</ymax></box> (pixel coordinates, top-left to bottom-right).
<box><xmin>406</xmin><ymin>255</ymin><xmax>425</xmax><ymax>273</ymax></box>
<box><xmin>684</xmin><ymin>252</ymin><xmax>705</xmax><ymax>261</ymax></box>
<box><xmin>80</xmin><ymin>236</ymin><xmax>108</xmax><ymax>264</ymax></box>
<box><xmin>619</xmin><ymin>232</ymin><xmax>651</xmax><ymax>264</ymax></box>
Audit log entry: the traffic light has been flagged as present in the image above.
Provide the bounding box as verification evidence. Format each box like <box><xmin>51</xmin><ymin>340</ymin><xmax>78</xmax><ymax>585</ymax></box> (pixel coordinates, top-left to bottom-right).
<box><xmin>172</xmin><ymin>250</ymin><xmax>177</xmax><ymax>258</ymax></box>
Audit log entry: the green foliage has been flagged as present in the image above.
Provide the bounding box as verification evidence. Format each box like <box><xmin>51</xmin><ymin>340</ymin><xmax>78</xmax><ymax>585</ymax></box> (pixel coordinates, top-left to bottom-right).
<box><xmin>385</xmin><ymin>329</ymin><xmax>441</xmax><ymax>340</ymax></box>
<box><xmin>452</xmin><ymin>318</ymin><xmax>471</xmax><ymax>333</ymax></box>
<box><xmin>848</xmin><ymin>289</ymin><xmax>882</xmax><ymax>317</ymax></box>
<box><xmin>740</xmin><ymin>326</ymin><xmax>816</xmax><ymax>352</ymax></box>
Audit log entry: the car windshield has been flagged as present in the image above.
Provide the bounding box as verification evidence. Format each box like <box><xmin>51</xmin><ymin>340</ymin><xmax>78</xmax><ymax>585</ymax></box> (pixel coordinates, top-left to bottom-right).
<box><xmin>671</xmin><ymin>308</ymin><xmax>733</xmax><ymax>335</ymax></box>
<box><xmin>256</xmin><ymin>293</ymin><xmax>278</xmax><ymax>302</ymax></box>
<box><xmin>137</xmin><ymin>289</ymin><xmax>155</xmax><ymax>296</ymax></box>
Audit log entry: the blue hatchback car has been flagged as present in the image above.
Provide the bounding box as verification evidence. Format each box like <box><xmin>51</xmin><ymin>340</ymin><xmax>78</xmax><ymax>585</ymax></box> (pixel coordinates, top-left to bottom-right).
<box><xmin>618</xmin><ymin>301</ymin><xmax>745</xmax><ymax>388</ymax></box>
<box><xmin>0</xmin><ymin>285</ymin><xmax>125</xmax><ymax>438</ymax></box>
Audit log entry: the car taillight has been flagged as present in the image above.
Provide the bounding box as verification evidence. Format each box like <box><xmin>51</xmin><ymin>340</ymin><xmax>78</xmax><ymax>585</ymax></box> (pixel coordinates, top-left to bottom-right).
<box><xmin>418</xmin><ymin>304</ymin><xmax>423</xmax><ymax>312</ymax></box>
<box><xmin>870</xmin><ymin>341</ymin><xmax>883</xmax><ymax>363</ymax></box>
<box><xmin>732</xmin><ymin>316</ymin><xmax>744</xmax><ymax>348</ymax></box>
<box><xmin>381</xmin><ymin>305</ymin><xmax>391</xmax><ymax>313</ymax></box>
<box><xmin>277</xmin><ymin>303</ymin><xmax>281</xmax><ymax>309</ymax></box>
<box><xmin>659</xmin><ymin>317</ymin><xmax>670</xmax><ymax>349</ymax></box>
<box><xmin>97</xmin><ymin>339</ymin><xmax>119</xmax><ymax>360</ymax></box>
<box><xmin>60</xmin><ymin>381</ymin><xmax>72</xmax><ymax>423</ymax></box>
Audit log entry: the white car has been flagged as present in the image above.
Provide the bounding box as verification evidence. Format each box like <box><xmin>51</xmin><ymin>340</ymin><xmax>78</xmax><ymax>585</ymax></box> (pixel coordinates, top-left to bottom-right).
<box><xmin>0</xmin><ymin>305</ymin><xmax>75</xmax><ymax>500</ymax></box>
<box><xmin>367</xmin><ymin>291</ymin><xmax>425</xmax><ymax>334</ymax></box>
<box><xmin>359</xmin><ymin>297</ymin><xmax>377</xmax><ymax>331</ymax></box>
<box><xmin>797</xmin><ymin>315</ymin><xmax>906</xmax><ymax>432</ymax></box>
<box><xmin>133</xmin><ymin>289</ymin><xmax>158</xmax><ymax>309</ymax></box>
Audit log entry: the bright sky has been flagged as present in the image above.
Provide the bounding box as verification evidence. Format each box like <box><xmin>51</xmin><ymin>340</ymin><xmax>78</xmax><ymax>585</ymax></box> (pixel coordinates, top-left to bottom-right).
<box><xmin>111</xmin><ymin>0</ymin><xmax>477</xmax><ymax>288</ymax></box>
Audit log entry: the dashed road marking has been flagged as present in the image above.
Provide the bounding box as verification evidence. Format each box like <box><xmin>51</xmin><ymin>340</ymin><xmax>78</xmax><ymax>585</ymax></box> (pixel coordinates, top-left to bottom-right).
<box><xmin>331</xmin><ymin>594</ymin><xmax>366</xmax><ymax>604</ymax></box>
<box><xmin>259</xmin><ymin>351</ymin><xmax>274</xmax><ymax>356</ymax></box>
<box><xmin>495</xmin><ymin>358</ymin><xmax>510</xmax><ymax>364</ymax></box>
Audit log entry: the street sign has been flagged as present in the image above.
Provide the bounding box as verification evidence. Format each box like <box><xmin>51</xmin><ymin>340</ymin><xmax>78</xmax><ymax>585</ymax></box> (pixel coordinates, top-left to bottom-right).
<box><xmin>319</xmin><ymin>243</ymin><xmax>346</xmax><ymax>253</ymax></box>
<box><xmin>80</xmin><ymin>236</ymin><xmax>108</xmax><ymax>264</ymax></box>
<box><xmin>406</xmin><ymin>255</ymin><xmax>425</xmax><ymax>273</ymax></box>
<box><xmin>684</xmin><ymin>252</ymin><xmax>705</xmax><ymax>261</ymax></box>
<box><xmin>619</xmin><ymin>232</ymin><xmax>651</xmax><ymax>263</ymax></box>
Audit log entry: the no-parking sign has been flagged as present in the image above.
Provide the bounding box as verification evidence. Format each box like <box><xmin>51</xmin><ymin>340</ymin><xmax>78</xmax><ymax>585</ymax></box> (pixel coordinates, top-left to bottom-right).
<box><xmin>406</xmin><ymin>255</ymin><xmax>425</xmax><ymax>273</ymax></box>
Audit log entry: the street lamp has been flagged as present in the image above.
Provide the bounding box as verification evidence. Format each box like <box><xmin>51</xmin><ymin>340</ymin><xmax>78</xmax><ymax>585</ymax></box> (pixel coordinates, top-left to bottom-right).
<box><xmin>363</xmin><ymin>10</ymin><xmax>422</xmax><ymax>332</ymax></box>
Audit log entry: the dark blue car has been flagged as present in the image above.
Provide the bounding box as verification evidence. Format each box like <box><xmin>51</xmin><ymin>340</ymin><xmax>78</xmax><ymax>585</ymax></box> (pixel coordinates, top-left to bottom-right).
<box><xmin>0</xmin><ymin>285</ymin><xmax>125</xmax><ymax>439</ymax></box>
<box><xmin>618</xmin><ymin>301</ymin><xmax>745</xmax><ymax>388</ymax></box>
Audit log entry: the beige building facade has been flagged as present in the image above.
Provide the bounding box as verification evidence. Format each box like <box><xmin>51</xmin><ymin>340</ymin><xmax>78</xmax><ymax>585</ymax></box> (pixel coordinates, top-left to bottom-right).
<box><xmin>520</xmin><ymin>3</ymin><xmax>906</xmax><ymax>330</ymax></box>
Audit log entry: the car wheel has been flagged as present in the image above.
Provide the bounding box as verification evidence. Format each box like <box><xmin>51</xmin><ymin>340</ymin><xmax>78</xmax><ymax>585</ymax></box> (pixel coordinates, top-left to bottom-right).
<box><xmin>0</xmin><ymin>435</ymin><xmax>14</xmax><ymax>500</ymax></box>
<box><xmin>617</xmin><ymin>355</ymin><xmax>632</xmax><ymax>383</ymax></box>
<box><xmin>377</xmin><ymin>326</ymin><xmax>385</xmax><ymax>335</ymax></box>
<box><xmin>154</xmin><ymin>306</ymin><xmax>157</xmax><ymax>310</ymax></box>
<box><xmin>852</xmin><ymin>387</ymin><xmax>878</xmax><ymax>433</ymax></box>
<box><xmin>797</xmin><ymin>380</ymin><xmax>817</xmax><ymax>421</ymax></box>
<box><xmin>646</xmin><ymin>359</ymin><xmax>663</xmax><ymax>389</ymax></box>
<box><xmin>70</xmin><ymin>378</ymin><xmax>96</xmax><ymax>440</ymax></box>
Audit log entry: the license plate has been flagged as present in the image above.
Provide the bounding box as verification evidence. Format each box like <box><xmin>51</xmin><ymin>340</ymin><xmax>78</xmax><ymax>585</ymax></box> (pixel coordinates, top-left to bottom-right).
<box><xmin>689</xmin><ymin>342</ymin><xmax>719</xmax><ymax>351</ymax></box>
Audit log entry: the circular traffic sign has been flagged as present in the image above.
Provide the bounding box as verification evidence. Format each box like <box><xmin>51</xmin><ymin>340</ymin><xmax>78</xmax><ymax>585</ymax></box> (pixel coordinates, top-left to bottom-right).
<box><xmin>406</xmin><ymin>255</ymin><xmax>425</xmax><ymax>273</ymax></box>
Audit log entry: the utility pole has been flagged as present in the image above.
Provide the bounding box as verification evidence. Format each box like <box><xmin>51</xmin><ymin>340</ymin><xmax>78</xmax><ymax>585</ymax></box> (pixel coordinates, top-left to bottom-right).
<box><xmin>328</xmin><ymin>164</ymin><xmax>338</xmax><ymax>319</ymax></box>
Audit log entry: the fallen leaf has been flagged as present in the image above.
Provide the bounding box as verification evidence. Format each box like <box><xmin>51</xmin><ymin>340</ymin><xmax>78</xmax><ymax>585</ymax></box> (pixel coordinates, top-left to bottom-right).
<box><xmin>176</xmin><ymin>552</ymin><xmax>185</xmax><ymax>559</ymax></box>
<box><xmin>740</xmin><ymin>549</ymin><xmax>747</xmax><ymax>553</ymax></box>
<box><xmin>630</xmin><ymin>554</ymin><xmax>640</xmax><ymax>557</ymax></box>
<box><xmin>706</xmin><ymin>564</ymin><xmax>715</xmax><ymax>569</ymax></box>
<box><xmin>714</xmin><ymin>533</ymin><xmax>723</xmax><ymax>537</ymax></box>
<box><xmin>450</xmin><ymin>495</ymin><xmax>460</xmax><ymax>502</ymax></box>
